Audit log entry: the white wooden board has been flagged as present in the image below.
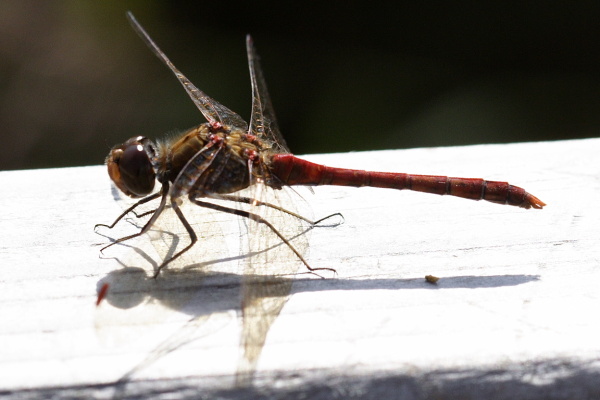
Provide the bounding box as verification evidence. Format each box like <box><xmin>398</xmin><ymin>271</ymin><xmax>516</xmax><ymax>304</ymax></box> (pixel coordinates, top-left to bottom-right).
<box><xmin>0</xmin><ymin>138</ymin><xmax>598</xmax><ymax>399</ymax></box>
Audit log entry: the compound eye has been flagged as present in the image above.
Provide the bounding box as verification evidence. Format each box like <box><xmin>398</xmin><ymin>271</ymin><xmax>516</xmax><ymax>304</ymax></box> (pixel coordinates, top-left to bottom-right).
<box><xmin>106</xmin><ymin>137</ymin><xmax>156</xmax><ymax>197</ymax></box>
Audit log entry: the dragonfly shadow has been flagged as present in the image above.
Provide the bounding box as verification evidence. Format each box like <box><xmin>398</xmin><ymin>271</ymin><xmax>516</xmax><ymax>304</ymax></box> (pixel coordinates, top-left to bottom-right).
<box><xmin>97</xmin><ymin>260</ymin><xmax>540</xmax><ymax>319</ymax></box>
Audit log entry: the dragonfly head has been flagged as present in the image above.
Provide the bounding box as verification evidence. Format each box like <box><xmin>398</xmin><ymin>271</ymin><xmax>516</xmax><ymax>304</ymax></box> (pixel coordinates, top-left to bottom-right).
<box><xmin>106</xmin><ymin>136</ymin><xmax>157</xmax><ymax>198</ymax></box>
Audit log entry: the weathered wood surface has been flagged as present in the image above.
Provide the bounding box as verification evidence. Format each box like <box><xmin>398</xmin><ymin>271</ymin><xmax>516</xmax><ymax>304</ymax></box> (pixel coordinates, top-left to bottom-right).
<box><xmin>0</xmin><ymin>138</ymin><xmax>598</xmax><ymax>399</ymax></box>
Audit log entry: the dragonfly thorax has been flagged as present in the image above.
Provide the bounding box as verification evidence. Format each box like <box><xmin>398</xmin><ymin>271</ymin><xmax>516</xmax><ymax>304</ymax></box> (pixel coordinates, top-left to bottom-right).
<box><xmin>157</xmin><ymin>123</ymin><xmax>273</xmax><ymax>198</ymax></box>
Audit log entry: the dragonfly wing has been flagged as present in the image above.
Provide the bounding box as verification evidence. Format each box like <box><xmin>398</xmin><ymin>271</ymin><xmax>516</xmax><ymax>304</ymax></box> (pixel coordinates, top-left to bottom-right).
<box><xmin>235</xmin><ymin>37</ymin><xmax>317</xmax><ymax>382</ymax></box>
<box><xmin>127</xmin><ymin>12</ymin><xmax>248</xmax><ymax>131</ymax></box>
<box><xmin>233</xmin><ymin>167</ymin><xmax>313</xmax><ymax>383</ymax></box>
<box><xmin>97</xmin><ymin>156</ymin><xmax>247</xmax><ymax>380</ymax></box>
<box><xmin>95</xmin><ymin>188</ymin><xmax>243</xmax><ymax>382</ymax></box>
<box><xmin>235</xmin><ymin>188</ymin><xmax>295</xmax><ymax>384</ymax></box>
<box><xmin>246</xmin><ymin>35</ymin><xmax>290</xmax><ymax>154</ymax></box>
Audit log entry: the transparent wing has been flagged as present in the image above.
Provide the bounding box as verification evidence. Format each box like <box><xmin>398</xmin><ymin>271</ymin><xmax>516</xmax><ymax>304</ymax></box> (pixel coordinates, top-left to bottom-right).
<box><xmin>233</xmin><ymin>181</ymin><xmax>312</xmax><ymax>384</ymax></box>
<box><xmin>127</xmin><ymin>12</ymin><xmax>248</xmax><ymax>131</ymax></box>
<box><xmin>95</xmin><ymin>186</ymin><xmax>243</xmax><ymax>360</ymax></box>
<box><xmin>246</xmin><ymin>35</ymin><xmax>290</xmax><ymax>153</ymax></box>
<box><xmin>235</xmin><ymin>37</ymin><xmax>316</xmax><ymax>381</ymax></box>
<box><xmin>96</xmin><ymin>178</ymin><xmax>310</xmax><ymax>383</ymax></box>
<box><xmin>95</xmin><ymin>185</ymin><xmax>259</xmax><ymax>389</ymax></box>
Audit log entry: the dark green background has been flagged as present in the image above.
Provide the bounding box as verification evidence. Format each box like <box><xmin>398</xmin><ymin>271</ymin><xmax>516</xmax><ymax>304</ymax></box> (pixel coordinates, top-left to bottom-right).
<box><xmin>2</xmin><ymin>1</ymin><xmax>600</xmax><ymax>170</ymax></box>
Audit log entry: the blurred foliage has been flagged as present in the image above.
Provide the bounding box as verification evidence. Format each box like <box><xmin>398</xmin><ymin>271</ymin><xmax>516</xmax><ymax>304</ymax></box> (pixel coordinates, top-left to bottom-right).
<box><xmin>1</xmin><ymin>0</ymin><xmax>600</xmax><ymax>169</ymax></box>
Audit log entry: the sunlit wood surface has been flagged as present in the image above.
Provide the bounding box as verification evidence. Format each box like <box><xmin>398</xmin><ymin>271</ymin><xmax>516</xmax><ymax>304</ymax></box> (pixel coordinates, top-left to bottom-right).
<box><xmin>0</xmin><ymin>138</ymin><xmax>598</xmax><ymax>399</ymax></box>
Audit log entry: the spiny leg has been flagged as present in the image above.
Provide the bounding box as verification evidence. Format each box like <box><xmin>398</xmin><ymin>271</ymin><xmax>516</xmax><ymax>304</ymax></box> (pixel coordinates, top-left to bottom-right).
<box><xmin>131</xmin><ymin>204</ymin><xmax>174</xmax><ymax>219</ymax></box>
<box><xmin>98</xmin><ymin>185</ymin><xmax>168</xmax><ymax>253</ymax></box>
<box><xmin>214</xmin><ymin>194</ymin><xmax>344</xmax><ymax>226</ymax></box>
<box><xmin>95</xmin><ymin>191</ymin><xmax>162</xmax><ymax>230</ymax></box>
<box><xmin>192</xmin><ymin>198</ymin><xmax>336</xmax><ymax>275</ymax></box>
<box><xmin>153</xmin><ymin>199</ymin><xmax>198</xmax><ymax>278</ymax></box>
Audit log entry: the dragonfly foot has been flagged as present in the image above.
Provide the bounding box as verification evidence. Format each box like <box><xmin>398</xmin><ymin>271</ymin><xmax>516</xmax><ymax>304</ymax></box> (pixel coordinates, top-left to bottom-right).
<box><xmin>313</xmin><ymin>212</ymin><xmax>345</xmax><ymax>227</ymax></box>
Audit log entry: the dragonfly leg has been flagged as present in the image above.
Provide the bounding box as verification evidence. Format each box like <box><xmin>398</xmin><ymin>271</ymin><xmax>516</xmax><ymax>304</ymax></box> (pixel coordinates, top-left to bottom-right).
<box><xmin>94</xmin><ymin>191</ymin><xmax>162</xmax><ymax>230</ymax></box>
<box><xmin>192</xmin><ymin>198</ymin><xmax>337</xmax><ymax>275</ymax></box>
<box><xmin>98</xmin><ymin>185</ymin><xmax>168</xmax><ymax>253</ymax></box>
<box><xmin>131</xmin><ymin>203</ymin><xmax>174</xmax><ymax>219</ymax></box>
<box><xmin>214</xmin><ymin>194</ymin><xmax>344</xmax><ymax>227</ymax></box>
<box><xmin>152</xmin><ymin>199</ymin><xmax>198</xmax><ymax>278</ymax></box>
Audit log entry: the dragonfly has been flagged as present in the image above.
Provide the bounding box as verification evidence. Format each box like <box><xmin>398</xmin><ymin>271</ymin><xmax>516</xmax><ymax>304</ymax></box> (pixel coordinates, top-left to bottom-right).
<box><xmin>98</xmin><ymin>14</ymin><xmax>545</xmax><ymax>281</ymax></box>
<box><xmin>96</xmin><ymin>12</ymin><xmax>544</xmax><ymax>384</ymax></box>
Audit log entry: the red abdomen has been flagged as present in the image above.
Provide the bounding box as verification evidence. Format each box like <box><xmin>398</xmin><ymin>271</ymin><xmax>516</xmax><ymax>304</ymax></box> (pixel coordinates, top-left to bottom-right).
<box><xmin>270</xmin><ymin>154</ymin><xmax>545</xmax><ymax>209</ymax></box>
